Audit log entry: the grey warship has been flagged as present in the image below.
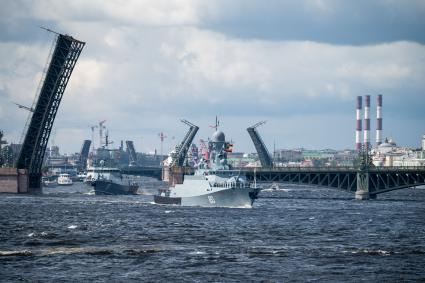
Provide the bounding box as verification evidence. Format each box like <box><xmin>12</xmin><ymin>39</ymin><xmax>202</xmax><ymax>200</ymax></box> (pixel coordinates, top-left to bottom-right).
<box><xmin>91</xmin><ymin>173</ymin><xmax>138</xmax><ymax>195</ymax></box>
<box><xmin>154</xmin><ymin>121</ymin><xmax>260</xmax><ymax>208</ymax></box>
<box><xmin>88</xmin><ymin>161</ymin><xmax>139</xmax><ymax>195</ymax></box>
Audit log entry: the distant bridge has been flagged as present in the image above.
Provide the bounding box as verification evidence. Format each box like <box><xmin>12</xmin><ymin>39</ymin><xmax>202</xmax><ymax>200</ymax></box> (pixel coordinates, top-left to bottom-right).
<box><xmin>157</xmin><ymin>165</ymin><xmax>425</xmax><ymax>200</ymax></box>
<box><xmin>120</xmin><ymin>166</ymin><xmax>163</xmax><ymax>180</ymax></box>
<box><xmin>242</xmin><ymin>166</ymin><xmax>425</xmax><ymax>199</ymax></box>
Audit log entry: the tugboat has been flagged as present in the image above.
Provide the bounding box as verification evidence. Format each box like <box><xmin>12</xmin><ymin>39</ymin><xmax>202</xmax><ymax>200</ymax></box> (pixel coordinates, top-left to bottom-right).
<box><xmin>88</xmin><ymin>160</ymin><xmax>139</xmax><ymax>195</ymax></box>
<box><xmin>154</xmin><ymin>123</ymin><xmax>260</xmax><ymax>208</ymax></box>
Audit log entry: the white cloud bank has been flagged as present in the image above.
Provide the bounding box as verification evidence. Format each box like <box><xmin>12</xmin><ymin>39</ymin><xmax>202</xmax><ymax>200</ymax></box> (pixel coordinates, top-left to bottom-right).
<box><xmin>1</xmin><ymin>1</ymin><xmax>424</xmax><ymax>153</ymax></box>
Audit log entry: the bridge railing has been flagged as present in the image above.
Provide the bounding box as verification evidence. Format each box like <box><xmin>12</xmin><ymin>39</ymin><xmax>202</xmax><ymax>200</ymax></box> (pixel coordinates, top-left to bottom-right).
<box><xmin>235</xmin><ymin>166</ymin><xmax>425</xmax><ymax>172</ymax></box>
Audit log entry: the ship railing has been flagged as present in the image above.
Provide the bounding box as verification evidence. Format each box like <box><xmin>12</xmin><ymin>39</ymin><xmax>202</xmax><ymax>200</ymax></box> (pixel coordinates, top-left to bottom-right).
<box><xmin>213</xmin><ymin>182</ymin><xmax>252</xmax><ymax>189</ymax></box>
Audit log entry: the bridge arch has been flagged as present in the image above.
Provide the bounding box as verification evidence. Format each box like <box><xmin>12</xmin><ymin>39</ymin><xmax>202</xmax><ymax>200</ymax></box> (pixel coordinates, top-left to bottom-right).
<box><xmin>243</xmin><ymin>167</ymin><xmax>425</xmax><ymax>199</ymax></box>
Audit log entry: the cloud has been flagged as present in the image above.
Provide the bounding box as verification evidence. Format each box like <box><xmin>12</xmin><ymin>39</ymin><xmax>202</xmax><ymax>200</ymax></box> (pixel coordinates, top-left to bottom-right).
<box><xmin>0</xmin><ymin>1</ymin><xmax>424</xmax><ymax>153</ymax></box>
<box><xmin>29</xmin><ymin>0</ymin><xmax>204</xmax><ymax>26</ymax></box>
<box><xmin>201</xmin><ymin>0</ymin><xmax>425</xmax><ymax>45</ymax></box>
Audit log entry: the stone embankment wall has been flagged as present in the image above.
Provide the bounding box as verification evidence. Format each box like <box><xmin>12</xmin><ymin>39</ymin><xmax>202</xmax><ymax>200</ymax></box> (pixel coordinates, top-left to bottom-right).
<box><xmin>0</xmin><ymin>168</ymin><xmax>28</xmax><ymax>193</ymax></box>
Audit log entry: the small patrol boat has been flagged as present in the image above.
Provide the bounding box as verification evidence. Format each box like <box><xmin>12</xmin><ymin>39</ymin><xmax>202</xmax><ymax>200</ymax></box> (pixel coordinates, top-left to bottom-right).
<box><xmin>87</xmin><ymin>161</ymin><xmax>139</xmax><ymax>195</ymax></box>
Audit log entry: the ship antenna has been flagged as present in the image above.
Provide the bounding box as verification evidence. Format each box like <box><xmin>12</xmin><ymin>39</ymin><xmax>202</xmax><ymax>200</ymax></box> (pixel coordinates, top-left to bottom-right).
<box><xmin>209</xmin><ymin>116</ymin><xmax>220</xmax><ymax>130</ymax></box>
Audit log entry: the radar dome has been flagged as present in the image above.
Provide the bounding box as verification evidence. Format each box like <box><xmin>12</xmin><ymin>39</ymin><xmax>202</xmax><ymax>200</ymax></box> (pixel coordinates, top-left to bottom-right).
<box><xmin>212</xmin><ymin>131</ymin><xmax>225</xmax><ymax>142</ymax></box>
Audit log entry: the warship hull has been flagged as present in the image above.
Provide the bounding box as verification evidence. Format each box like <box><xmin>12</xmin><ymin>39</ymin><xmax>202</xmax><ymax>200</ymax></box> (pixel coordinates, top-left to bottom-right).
<box><xmin>154</xmin><ymin>187</ymin><xmax>260</xmax><ymax>208</ymax></box>
<box><xmin>92</xmin><ymin>180</ymin><xmax>138</xmax><ymax>195</ymax></box>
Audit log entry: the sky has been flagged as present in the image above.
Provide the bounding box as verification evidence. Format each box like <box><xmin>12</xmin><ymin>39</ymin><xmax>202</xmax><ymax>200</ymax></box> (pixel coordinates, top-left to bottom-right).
<box><xmin>0</xmin><ymin>0</ymin><xmax>424</xmax><ymax>154</ymax></box>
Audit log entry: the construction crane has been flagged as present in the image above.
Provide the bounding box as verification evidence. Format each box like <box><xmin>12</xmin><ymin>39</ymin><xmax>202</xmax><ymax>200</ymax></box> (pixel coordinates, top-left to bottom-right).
<box><xmin>158</xmin><ymin>132</ymin><xmax>167</xmax><ymax>162</ymax></box>
<box><xmin>50</xmin><ymin>128</ymin><xmax>57</xmax><ymax>147</ymax></box>
<box><xmin>99</xmin><ymin>120</ymin><xmax>106</xmax><ymax>147</ymax></box>
<box><xmin>89</xmin><ymin>124</ymin><xmax>98</xmax><ymax>152</ymax></box>
<box><xmin>103</xmin><ymin>129</ymin><xmax>113</xmax><ymax>149</ymax></box>
<box><xmin>13</xmin><ymin>102</ymin><xmax>34</xmax><ymax>112</ymax></box>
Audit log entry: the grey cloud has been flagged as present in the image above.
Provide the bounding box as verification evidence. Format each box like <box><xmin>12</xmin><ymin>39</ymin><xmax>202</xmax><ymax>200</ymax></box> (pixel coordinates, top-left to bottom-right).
<box><xmin>201</xmin><ymin>0</ymin><xmax>425</xmax><ymax>45</ymax></box>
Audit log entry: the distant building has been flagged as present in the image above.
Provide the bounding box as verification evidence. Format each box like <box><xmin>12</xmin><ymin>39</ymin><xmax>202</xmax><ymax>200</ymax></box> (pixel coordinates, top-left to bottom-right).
<box><xmin>332</xmin><ymin>150</ymin><xmax>357</xmax><ymax>166</ymax></box>
<box><xmin>302</xmin><ymin>149</ymin><xmax>337</xmax><ymax>160</ymax></box>
<box><xmin>0</xmin><ymin>143</ymin><xmax>22</xmax><ymax>167</ymax></box>
<box><xmin>275</xmin><ymin>149</ymin><xmax>302</xmax><ymax>162</ymax></box>
<box><xmin>372</xmin><ymin>137</ymin><xmax>425</xmax><ymax>167</ymax></box>
<box><xmin>47</xmin><ymin>146</ymin><xmax>60</xmax><ymax>157</ymax></box>
<box><xmin>227</xmin><ymin>152</ymin><xmax>244</xmax><ymax>159</ymax></box>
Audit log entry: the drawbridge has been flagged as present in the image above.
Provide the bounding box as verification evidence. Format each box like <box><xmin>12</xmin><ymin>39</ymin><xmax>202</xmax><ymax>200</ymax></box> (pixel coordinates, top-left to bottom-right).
<box><xmin>247</xmin><ymin>121</ymin><xmax>273</xmax><ymax>167</ymax></box>
<box><xmin>126</xmin><ymin>140</ymin><xmax>138</xmax><ymax>165</ymax></box>
<box><xmin>170</xmin><ymin>120</ymin><xmax>199</xmax><ymax>167</ymax></box>
<box><xmin>16</xmin><ymin>31</ymin><xmax>85</xmax><ymax>192</ymax></box>
<box><xmin>79</xmin><ymin>140</ymin><xmax>91</xmax><ymax>170</ymax></box>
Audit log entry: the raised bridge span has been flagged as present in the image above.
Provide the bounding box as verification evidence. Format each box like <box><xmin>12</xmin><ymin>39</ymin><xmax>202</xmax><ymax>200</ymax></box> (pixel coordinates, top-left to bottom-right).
<box><xmin>16</xmin><ymin>31</ymin><xmax>85</xmax><ymax>193</ymax></box>
<box><xmin>128</xmin><ymin>165</ymin><xmax>425</xmax><ymax>200</ymax></box>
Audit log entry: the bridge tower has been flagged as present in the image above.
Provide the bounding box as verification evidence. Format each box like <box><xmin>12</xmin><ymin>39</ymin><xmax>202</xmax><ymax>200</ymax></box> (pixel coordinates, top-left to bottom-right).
<box><xmin>355</xmin><ymin>145</ymin><xmax>375</xmax><ymax>200</ymax></box>
<box><xmin>16</xmin><ymin>31</ymin><xmax>85</xmax><ymax>193</ymax></box>
<box><xmin>247</xmin><ymin>121</ymin><xmax>273</xmax><ymax>167</ymax></box>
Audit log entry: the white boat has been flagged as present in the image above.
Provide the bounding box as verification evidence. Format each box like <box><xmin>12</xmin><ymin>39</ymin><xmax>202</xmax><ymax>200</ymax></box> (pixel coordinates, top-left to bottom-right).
<box><xmin>77</xmin><ymin>172</ymin><xmax>87</xmax><ymax>182</ymax></box>
<box><xmin>57</xmin><ymin>173</ymin><xmax>73</xmax><ymax>186</ymax></box>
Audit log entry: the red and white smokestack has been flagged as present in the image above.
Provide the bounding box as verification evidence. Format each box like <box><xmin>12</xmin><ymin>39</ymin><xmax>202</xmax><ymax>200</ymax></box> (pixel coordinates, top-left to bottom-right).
<box><xmin>363</xmin><ymin>95</ymin><xmax>371</xmax><ymax>150</ymax></box>
<box><xmin>376</xmin><ymin>94</ymin><xmax>383</xmax><ymax>147</ymax></box>
<box><xmin>355</xmin><ymin>96</ymin><xmax>362</xmax><ymax>151</ymax></box>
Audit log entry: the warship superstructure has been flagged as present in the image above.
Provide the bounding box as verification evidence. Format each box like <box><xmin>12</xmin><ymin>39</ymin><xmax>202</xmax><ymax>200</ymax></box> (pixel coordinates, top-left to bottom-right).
<box><xmin>155</xmin><ymin>121</ymin><xmax>260</xmax><ymax>207</ymax></box>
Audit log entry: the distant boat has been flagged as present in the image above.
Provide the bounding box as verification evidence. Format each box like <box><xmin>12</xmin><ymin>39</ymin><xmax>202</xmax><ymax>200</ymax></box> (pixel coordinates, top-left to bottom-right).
<box><xmin>76</xmin><ymin>172</ymin><xmax>87</xmax><ymax>182</ymax></box>
<box><xmin>86</xmin><ymin>161</ymin><xmax>138</xmax><ymax>195</ymax></box>
<box><xmin>91</xmin><ymin>177</ymin><xmax>139</xmax><ymax>195</ymax></box>
<box><xmin>42</xmin><ymin>176</ymin><xmax>57</xmax><ymax>187</ymax></box>
<box><xmin>57</xmin><ymin>173</ymin><xmax>73</xmax><ymax>186</ymax></box>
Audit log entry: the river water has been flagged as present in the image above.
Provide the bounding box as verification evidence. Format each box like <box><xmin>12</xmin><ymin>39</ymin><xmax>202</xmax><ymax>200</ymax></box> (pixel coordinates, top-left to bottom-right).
<box><xmin>1</xmin><ymin>181</ymin><xmax>424</xmax><ymax>282</ymax></box>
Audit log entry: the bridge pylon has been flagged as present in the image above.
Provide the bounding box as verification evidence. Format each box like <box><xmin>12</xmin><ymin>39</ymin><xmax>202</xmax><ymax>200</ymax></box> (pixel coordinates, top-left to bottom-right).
<box><xmin>355</xmin><ymin>145</ymin><xmax>376</xmax><ymax>200</ymax></box>
<box><xmin>355</xmin><ymin>171</ymin><xmax>370</xmax><ymax>200</ymax></box>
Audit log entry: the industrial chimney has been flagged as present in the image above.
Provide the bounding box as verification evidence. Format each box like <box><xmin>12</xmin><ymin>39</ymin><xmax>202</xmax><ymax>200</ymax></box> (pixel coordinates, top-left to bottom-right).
<box><xmin>355</xmin><ymin>96</ymin><xmax>362</xmax><ymax>151</ymax></box>
<box><xmin>363</xmin><ymin>95</ymin><xmax>371</xmax><ymax>150</ymax></box>
<box><xmin>422</xmin><ymin>134</ymin><xmax>425</xmax><ymax>152</ymax></box>
<box><xmin>376</xmin><ymin>94</ymin><xmax>383</xmax><ymax>147</ymax></box>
